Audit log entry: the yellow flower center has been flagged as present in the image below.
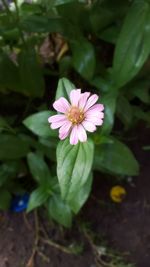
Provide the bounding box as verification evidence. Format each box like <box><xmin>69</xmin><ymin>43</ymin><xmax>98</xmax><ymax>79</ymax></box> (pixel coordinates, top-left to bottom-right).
<box><xmin>67</xmin><ymin>106</ymin><xmax>84</xmax><ymax>124</ymax></box>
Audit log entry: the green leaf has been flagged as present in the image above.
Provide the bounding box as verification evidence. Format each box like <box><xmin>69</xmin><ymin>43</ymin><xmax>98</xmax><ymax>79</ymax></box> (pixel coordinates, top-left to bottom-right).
<box><xmin>38</xmin><ymin>137</ymin><xmax>58</xmax><ymax>162</ymax></box>
<box><xmin>58</xmin><ymin>56</ymin><xmax>72</xmax><ymax>77</ymax></box>
<box><xmin>129</xmin><ymin>79</ymin><xmax>150</xmax><ymax>104</ymax></box>
<box><xmin>0</xmin><ymin>116</ymin><xmax>13</xmax><ymax>133</ymax></box>
<box><xmin>70</xmin><ymin>39</ymin><xmax>96</xmax><ymax>80</ymax></box>
<box><xmin>20</xmin><ymin>2</ymin><xmax>42</xmax><ymax>15</ymax></box>
<box><xmin>69</xmin><ymin>172</ymin><xmax>93</xmax><ymax>214</ymax></box>
<box><xmin>100</xmin><ymin>91</ymin><xmax>118</xmax><ymax>135</ymax></box>
<box><xmin>0</xmin><ymin>50</ymin><xmax>20</xmax><ymax>92</ymax></box>
<box><xmin>90</xmin><ymin>76</ymin><xmax>113</xmax><ymax>93</ymax></box>
<box><xmin>56</xmin><ymin>138</ymin><xmax>94</xmax><ymax>206</ymax></box>
<box><xmin>0</xmin><ymin>134</ymin><xmax>30</xmax><ymax>160</ymax></box>
<box><xmin>48</xmin><ymin>194</ymin><xmax>72</xmax><ymax>227</ymax></box>
<box><xmin>27</xmin><ymin>152</ymin><xmax>51</xmax><ymax>185</ymax></box>
<box><xmin>94</xmin><ymin>136</ymin><xmax>139</xmax><ymax>176</ymax></box>
<box><xmin>112</xmin><ymin>1</ymin><xmax>150</xmax><ymax>88</ymax></box>
<box><xmin>21</xmin><ymin>15</ymin><xmax>64</xmax><ymax>33</ymax></box>
<box><xmin>23</xmin><ymin>111</ymin><xmax>57</xmax><ymax>137</ymax></box>
<box><xmin>116</xmin><ymin>96</ymin><xmax>132</xmax><ymax>128</ymax></box>
<box><xmin>55</xmin><ymin>77</ymin><xmax>75</xmax><ymax>100</ymax></box>
<box><xmin>27</xmin><ymin>186</ymin><xmax>49</xmax><ymax>212</ymax></box>
<box><xmin>18</xmin><ymin>47</ymin><xmax>44</xmax><ymax>97</ymax></box>
<box><xmin>0</xmin><ymin>190</ymin><xmax>11</xmax><ymax>210</ymax></box>
<box><xmin>0</xmin><ymin>161</ymin><xmax>19</xmax><ymax>186</ymax></box>
<box><xmin>56</xmin><ymin>1</ymin><xmax>85</xmax><ymax>39</ymax></box>
<box><xmin>100</xmin><ymin>25</ymin><xmax>120</xmax><ymax>44</ymax></box>
<box><xmin>90</xmin><ymin>4</ymin><xmax>114</xmax><ymax>35</ymax></box>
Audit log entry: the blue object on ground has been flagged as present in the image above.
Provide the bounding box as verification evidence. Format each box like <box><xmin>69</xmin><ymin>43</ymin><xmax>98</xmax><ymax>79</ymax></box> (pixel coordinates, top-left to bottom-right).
<box><xmin>10</xmin><ymin>193</ymin><xmax>29</xmax><ymax>212</ymax></box>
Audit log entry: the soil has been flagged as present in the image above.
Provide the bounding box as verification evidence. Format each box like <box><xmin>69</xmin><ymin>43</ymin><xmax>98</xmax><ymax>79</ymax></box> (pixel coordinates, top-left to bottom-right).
<box><xmin>0</xmin><ymin>124</ymin><xmax>150</xmax><ymax>267</ymax></box>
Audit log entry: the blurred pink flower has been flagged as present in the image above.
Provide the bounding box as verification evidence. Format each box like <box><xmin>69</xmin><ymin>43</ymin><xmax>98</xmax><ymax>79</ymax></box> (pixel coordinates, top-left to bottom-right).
<box><xmin>48</xmin><ymin>89</ymin><xmax>104</xmax><ymax>145</ymax></box>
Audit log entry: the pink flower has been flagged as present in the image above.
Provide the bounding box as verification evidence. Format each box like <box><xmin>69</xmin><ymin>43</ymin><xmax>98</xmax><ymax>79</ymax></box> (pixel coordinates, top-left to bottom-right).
<box><xmin>48</xmin><ymin>89</ymin><xmax>104</xmax><ymax>145</ymax></box>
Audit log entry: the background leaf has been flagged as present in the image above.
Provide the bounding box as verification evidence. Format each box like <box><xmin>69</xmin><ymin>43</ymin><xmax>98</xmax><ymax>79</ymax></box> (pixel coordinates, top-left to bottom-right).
<box><xmin>112</xmin><ymin>0</ymin><xmax>150</xmax><ymax>88</ymax></box>
<box><xmin>27</xmin><ymin>186</ymin><xmax>49</xmax><ymax>212</ymax></box>
<box><xmin>94</xmin><ymin>136</ymin><xmax>139</xmax><ymax>176</ymax></box>
<box><xmin>0</xmin><ymin>162</ymin><xmax>19</xmax><ymax>186</ymax></box>
<box><xmin>23</xmin><ymin>111</ymin><xmax>57</xmax><ymax>137</ymax></box>
<box><xmin>100</xmin><ymin>91</ymin><xmax>118</xmax><ymax>135</ymax></box>
<box><xmin>27</xmin><ymin>152</ymin><xmax>52</xmax><ymax>185</ymax></box>
<box><xmin>116</xmin><ymin>95</ymin><xmax>132</xmax><ymax>128</ymax></box>
<box><xmin>0</xmin><ymin>50</ymin><xmax>20</xmax><ymax>92</ymax></box>
<box><xmin>18</xmin><ymin>47</ymin><xmax>44</xmax><ymax>97</ymax></box>
<box><xmin>21</xmin><ymin>16</ymin><xmax>64</xmax><ymax>33</ymax></box>
<box><xmin>70</xmin><ymin>39</ymin><xmax>96</xmax><ymax>80</ymax></box>
<box><xmin>0</xmin><ymin>134</ymin><xmax>30</xmax><ymax>160</ymax></box>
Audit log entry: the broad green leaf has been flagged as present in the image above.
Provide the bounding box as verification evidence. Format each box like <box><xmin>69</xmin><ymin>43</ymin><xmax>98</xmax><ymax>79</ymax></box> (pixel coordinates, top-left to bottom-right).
<box><xmin>116</xmin><ymin>96</ymin><xmax>132</xmax><ymax>128</ymax></box>
<box><xmin>27</xmin><ymin>186</ymin><xmax>49</xmax><ymax>212</ymax></box>
<box><xmin>27</xmin><ymin>152</ymin><xmax>51</xmax><ymax>185</ymax></box>
<box><xmin>69</xmin><ymin>173</ymin><xmax>93</xmax><ymax>214</ymax></box>
<box><xmin>39</xmin><ymin>137</ymin><xmax>58</xmax><ymax>162</ymax></box>
<box><xmin>0</xmin><ymin>50</ymin><xmax>20</xmax><ymax>92</ymax></box>
<box><xmin>94</xmin><ymin>136</ymin><xmax>139</xmax><ymax>176</ymax></box>
<box><xmin>57</xmin><ymin>138</ymin><xmax>94</xmax><ymax>205</ymax></box>
<box><xmin>2</xmin><ymin>28</ymin><xmax>20</xmax><ymax>41</ymax></box>
<box><xmin>70</xmin><ymin>39</ymin><xmax>96</xmax><ymax>80</ymax></box>
<box><xmin>0</xmin><ymin>134</ymin><xmax>30</xmax><ymax>160</ymax></box>
<box><xmin>56</xmin><ymin>1</ymin><xmax>85</xmax><ymax>39</ymax></box>
<box><xmin>20</xmin><ymin>2</ymin><xmax>42</xmax><ymax>15</ymax></box>
<box><xmin>100</xmin><ymin>91</ymin><xmax>118</xmax><ymax>135</ymax></box>
<box><xmin>129</xmin><ymin>79</ymin><xmax>150</xmax><ymax>104</ymax></box>
<box><xmin>58</xmin><ymin>56</ymin><xmax>72</xmax><ymax>78</ymax></box>
<box><xmin>112</xmin><ymin>1</ymin><xmax>150</xmax><ymax>88</ymax></box>
<box><xmin>100</xmin><ymin>25</ymin><xmax>120</xmax><ymax>44</ymax></box>
<box><xmin>90</xmin><ymin>76</ymin><xmax>112</xmax><ymax>93</ymax></box>
<box><xmin>48</xmin><ymin>194</ymin><xmax>72</xmax><ymax>227</ymax></box>
<box><xmin>0</xmin><ymin>190</ymin><xmax>11</xmax><ymax>210</ymax></box>
<box><xmin>21</xmin><ymin>16</ymin><xmax>64</xmax><ymax>33</ymax></box>
<box><xmin>23</xmin><ymin>111</ymin><xmax>57</xmax><ymax>137</ymax></box>
<box><xmin>18</xmin><ymin>47</ymin><xmax>44</xmax><ymax>97</ymax></box>
<box><xmin>0</xmin><ymin>161</ymin><xmax>19</xmax><ymax>186</ymax></box>
<box><xmin>90</xmin><ymin>5</ymin><xmax>114</xmax><ymax>35</ymax></box>
<box><xmin>55</xmin><ymin>77</ymin><xmax>75</xmax><ymax>100</ymax></box>
<box><xmin>0</xmin><ymin>116</ymin><xmax>12</xmax><ymax>132</ymax></box>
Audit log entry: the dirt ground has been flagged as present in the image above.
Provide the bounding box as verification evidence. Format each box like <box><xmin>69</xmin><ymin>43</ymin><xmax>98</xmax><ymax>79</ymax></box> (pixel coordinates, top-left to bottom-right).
<box><xmin>0</xmin><ymin>125</ymin><xmax>150</xmax><ymax>267</ymax></box>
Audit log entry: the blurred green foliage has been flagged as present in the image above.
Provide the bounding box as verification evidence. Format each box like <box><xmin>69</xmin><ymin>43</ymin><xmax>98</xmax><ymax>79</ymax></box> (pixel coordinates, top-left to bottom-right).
<box><xmin>0</xmin><ymin>0</ymin><xmax>149</xmax><ymax>226</ymax></box>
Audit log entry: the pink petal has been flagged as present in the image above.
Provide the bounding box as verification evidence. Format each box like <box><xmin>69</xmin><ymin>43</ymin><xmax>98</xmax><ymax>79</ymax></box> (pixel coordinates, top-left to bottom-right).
<box><xmin>85</xmin><ymin>111</ymin><xmax>104</xmax><ymax>120</ymax></box>
<box><xmin>84</xmin><ymin>94</ymin><xmax>99</xmax><ymax>112</ymax></box>
<box><xmin>70</xmin><ymin>89</ymin><xmax>81</xmax><ymax>106</ymax></box>
<box><xmin>48</xmin><ymin>114</ymin><xmax>66</xmax><ymax>123</ymax></box>
<box><xmin>59</xmin><ymin>121</ymin><xmax>72</xmax><ymax>140</ymax></box>
<box><xmin>88</xmin><ymin>103</ymin><xmax>104</xmax><ymax>112</ymax></box>
<box><xmin>51</xmin><ymin>119</ymin><xmax>67</xmax><ymax>129</ymax></box>
<box><xmin>53</xmin><ymin>97</ymin><xmax>70</xmax><ymax>113</ymax></box>
<box><xmin>82</xmin><ymin>121</ymin><xmax>96</xmax><ymax>132</ymax></box>
<box><xmin>77</xmin><ymin>124</ymin><xmax>87</xmax><ymax>142</ymax></box>
<box><xmin>86</xmin><ymin>116</ymin><xmax>103</xmax><ymax>126</ymax></box>
<box><xmin>79</xmin><ymin>92</ymin><xmax>90</xmax><ymax>109</ymax></box>
<box><xmin>70</xmin><ymin>125</ymin><xmax>79</xmax><ymax>145</ymax></box>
